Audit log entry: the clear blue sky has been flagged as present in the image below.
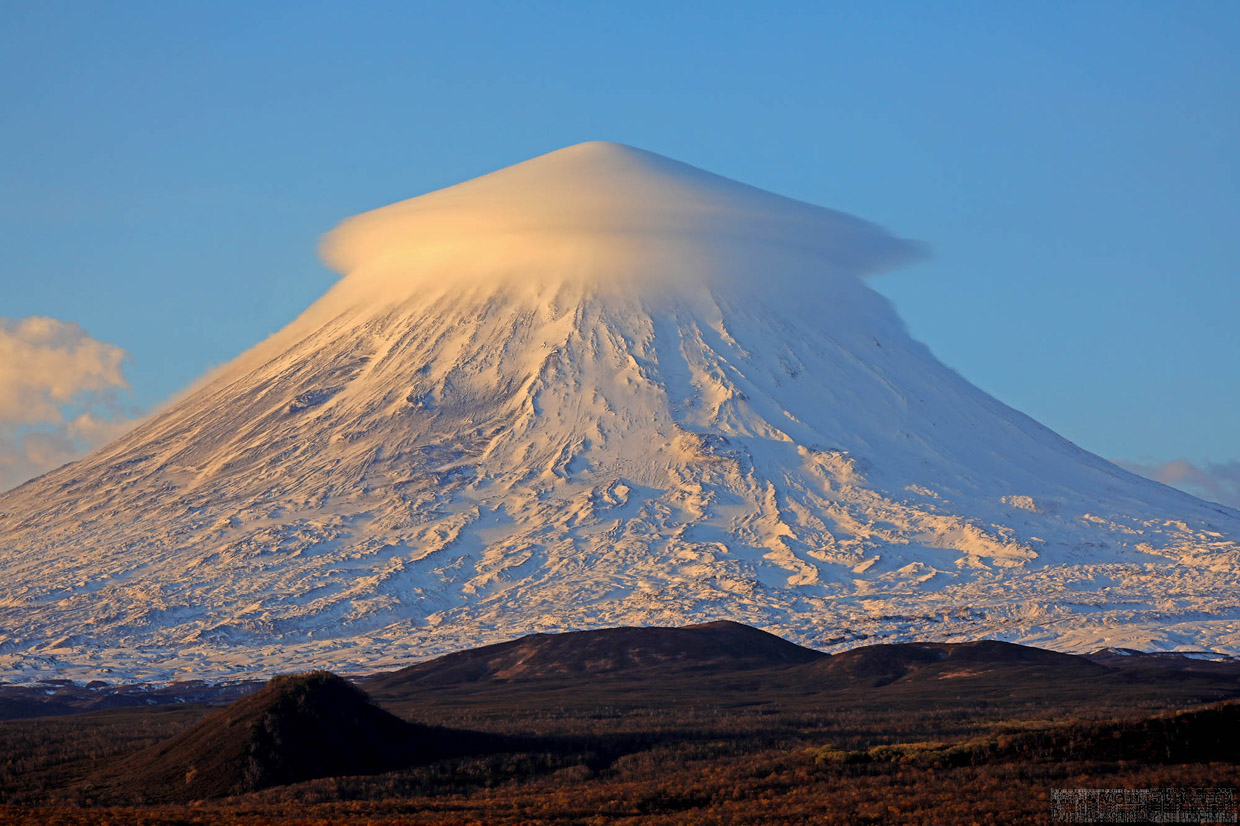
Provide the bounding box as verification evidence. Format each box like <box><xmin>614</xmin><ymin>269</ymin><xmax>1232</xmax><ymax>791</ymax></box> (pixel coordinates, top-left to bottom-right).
<box><xmin>3</xmin><ymin>2</ymin><xmax>1238</xmax><ymax>493</ymax></box>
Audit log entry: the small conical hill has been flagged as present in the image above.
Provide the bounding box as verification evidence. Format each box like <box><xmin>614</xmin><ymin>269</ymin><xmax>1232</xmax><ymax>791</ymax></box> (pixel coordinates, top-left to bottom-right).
<box><xmin>92</xmin><ymin>671</ymin><xmax>457</xmax><ymax>802</ymax></box>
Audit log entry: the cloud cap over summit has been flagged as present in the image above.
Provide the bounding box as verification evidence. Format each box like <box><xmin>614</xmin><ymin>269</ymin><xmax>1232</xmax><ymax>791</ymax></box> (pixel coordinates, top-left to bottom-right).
<box><xmin>320</xmin><ymin>141</ymin><xmax>925</xmax><ymax>296</ymax></box>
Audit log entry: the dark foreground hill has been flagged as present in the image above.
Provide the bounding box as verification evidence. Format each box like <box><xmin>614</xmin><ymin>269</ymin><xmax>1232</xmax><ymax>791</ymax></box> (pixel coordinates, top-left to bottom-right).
<box><xmin>88</xmin><ymin>671</ymin><xmax>492</xmax><ymax>804</ymax></box>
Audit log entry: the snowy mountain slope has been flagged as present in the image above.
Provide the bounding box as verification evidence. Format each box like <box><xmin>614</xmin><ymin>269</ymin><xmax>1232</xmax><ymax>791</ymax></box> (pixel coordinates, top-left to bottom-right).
<box><xmin>1</xmin><ymin>141</ymin><xmax>1237</xmax><ymax>683</ymax></box>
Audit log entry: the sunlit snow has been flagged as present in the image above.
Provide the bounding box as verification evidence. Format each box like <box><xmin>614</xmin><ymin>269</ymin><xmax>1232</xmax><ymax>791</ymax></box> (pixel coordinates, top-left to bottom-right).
<box><xmin>1</xmin><ymin>142</ymin><xmax>1236</xmax><ymax>683</ymax></box>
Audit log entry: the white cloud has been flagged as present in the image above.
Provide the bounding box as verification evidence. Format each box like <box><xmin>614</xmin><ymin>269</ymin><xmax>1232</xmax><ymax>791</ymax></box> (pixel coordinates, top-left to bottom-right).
<box><xmin>1115</xmin><ymin>457</ymin><xmax>1240</xmax><ymax>511</ymax></box>
<box><xmin>0</xmin><ymin>317</ymin><xmax>141</xmax><ymax>491</ymax></box>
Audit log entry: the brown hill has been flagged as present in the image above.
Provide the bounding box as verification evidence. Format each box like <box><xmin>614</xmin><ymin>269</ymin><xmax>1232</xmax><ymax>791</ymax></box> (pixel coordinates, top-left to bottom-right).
<box><xmin>90</xmin><ymin>671</ymin><xmax>483</xmax><ymax>803</ymax></box>
<box><xmin>366</xmin><ymin>620</ymin><xmax>825</xmax><ymax>692</ymax></box>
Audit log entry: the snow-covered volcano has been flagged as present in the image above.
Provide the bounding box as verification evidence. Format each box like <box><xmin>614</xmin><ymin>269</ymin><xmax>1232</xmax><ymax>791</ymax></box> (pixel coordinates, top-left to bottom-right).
<box><xmin>2</xmin><ymin>142</ymin><xmax>1238</xmax><ymax>682</ymax></box>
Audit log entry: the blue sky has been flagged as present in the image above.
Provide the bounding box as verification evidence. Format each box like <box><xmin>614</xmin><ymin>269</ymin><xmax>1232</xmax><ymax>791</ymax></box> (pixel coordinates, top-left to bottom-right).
<box><xmin>2</xmin><ymin>1</ymin><xmax>1238</xmax><ymax>502</ymax></box>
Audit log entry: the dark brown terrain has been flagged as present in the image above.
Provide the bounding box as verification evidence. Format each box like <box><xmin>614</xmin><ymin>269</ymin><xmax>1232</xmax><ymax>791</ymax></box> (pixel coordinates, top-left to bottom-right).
<box><xmin>2</xmin><ymin>622</ymin><xmax>1238</xmax><ymax>824</ymax></box>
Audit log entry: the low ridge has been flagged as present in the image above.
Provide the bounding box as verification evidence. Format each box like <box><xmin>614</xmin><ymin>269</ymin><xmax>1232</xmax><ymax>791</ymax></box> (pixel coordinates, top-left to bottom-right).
<box><xmin>808</xmin><ymin>639</ymin><xmax>1107</xmax><ymax>688</ymax></box>
<box><xmin>366</xmin><ymin>620</ymin><xmax>825</xmax><ymax>691</ymax></box>
<box><xmin>363</xmin><ymin>624</ymin><xmax>1240</xmax><ymax>722</ymax></box>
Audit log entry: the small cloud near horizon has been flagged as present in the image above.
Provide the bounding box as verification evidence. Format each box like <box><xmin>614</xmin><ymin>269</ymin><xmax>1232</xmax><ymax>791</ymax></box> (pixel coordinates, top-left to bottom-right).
<box><xmin>1114</xmin><ymin>457</ymin><xmax>1240</xmax><ymax>511</ymax></box>
<box><xmin>0</xmin><ymin>317</ymin><xmax>142</xmax><ymax>492</ymax></box>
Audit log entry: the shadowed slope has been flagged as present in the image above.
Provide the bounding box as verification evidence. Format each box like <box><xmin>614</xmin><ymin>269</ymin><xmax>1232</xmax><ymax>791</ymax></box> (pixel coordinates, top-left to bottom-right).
<box><xmin>823</xmin><ymin>700</ymin><xmax>1240</xmax><ymax>767</ymax></box>
<box><xmin>91</xmin><ymin>672</ymin><xmax>481</xmax><ymax>803</ymax></box>
<box><xmin>989</xmin><ymin>700</ymin><xmax>1240</xmax><ymax>764</ymax></box>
